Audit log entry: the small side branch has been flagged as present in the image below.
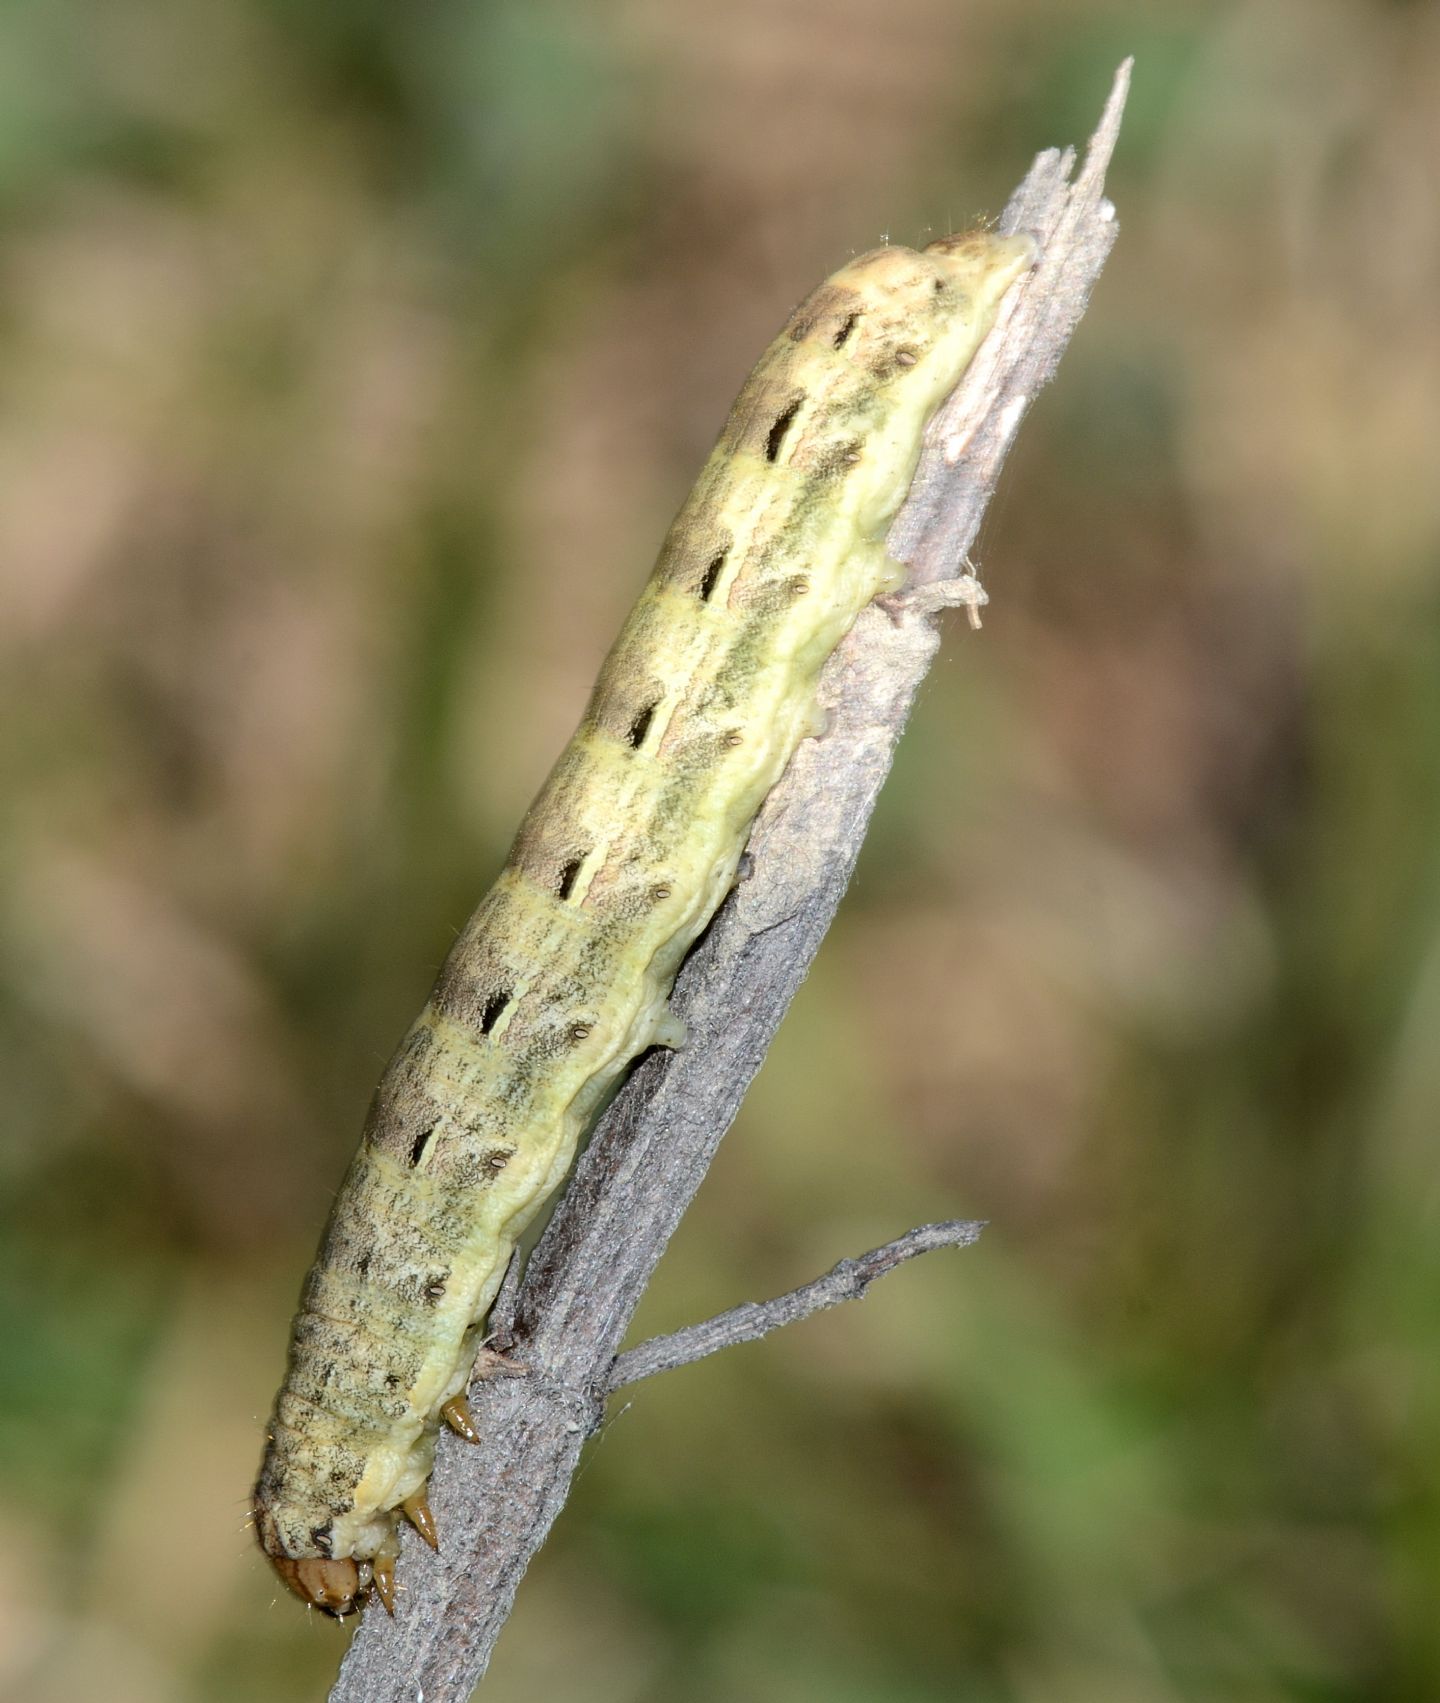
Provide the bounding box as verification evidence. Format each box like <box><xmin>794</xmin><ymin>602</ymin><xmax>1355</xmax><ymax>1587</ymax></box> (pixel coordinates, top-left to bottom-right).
<box><xmin>607</xmin><ymin>1219</ymin><xmax>986</xmax><ymax>1392</ymax></box>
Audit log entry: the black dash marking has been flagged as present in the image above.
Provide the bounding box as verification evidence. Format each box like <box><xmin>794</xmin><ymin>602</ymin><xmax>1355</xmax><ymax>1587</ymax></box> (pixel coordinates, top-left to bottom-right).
<box><xmin>480</xmin><ymin>990</ymin><xmax>511</xmax><ymax>1035</ymax></box>
<box><xmin>699</xmin><ymin>550</ymin><xmax>727</xmax><ymax>603</ymax></box>
<box><xmin>557</xmin><ymin>857</ymin><xmax>584</xmax><ymax>901</ymax></box>
<box><xmin>627</xmin><ymin>701</ymin><xmax>658</xmax><ymax>749</ymax></box>
<box><xmin>407</xmin><ymin>1124</ymin><xmax>437</xmax><ymax>1168</ymax></box>
<box><xmin>832</xmin><ymin>312</ymin><xmax>860</xmax><ymax>349</ymax></box>
<box><xmin>764</xmin><ymin>397</ymin><xmax>804</xmax><ymax>463</ymax></box>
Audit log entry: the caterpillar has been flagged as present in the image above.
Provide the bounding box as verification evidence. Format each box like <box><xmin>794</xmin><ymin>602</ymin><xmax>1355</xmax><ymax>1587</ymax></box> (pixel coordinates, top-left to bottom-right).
<box><xmin>254</xmin><ymin>226</ymin><xmax>1036</xmax><ymax>1617</ymax></box>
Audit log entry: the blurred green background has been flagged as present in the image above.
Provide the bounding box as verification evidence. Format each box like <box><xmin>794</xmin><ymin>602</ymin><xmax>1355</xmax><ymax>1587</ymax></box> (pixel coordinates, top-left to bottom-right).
<box><xmin>2</xmin><ymin>1</ymin><xmax>1437</xmax><ymax>1699</ymax></box>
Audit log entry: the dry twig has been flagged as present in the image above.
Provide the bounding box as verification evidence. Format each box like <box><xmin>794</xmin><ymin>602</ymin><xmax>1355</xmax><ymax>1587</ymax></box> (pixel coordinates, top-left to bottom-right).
<box><xmin>330</xmin><ymin>60</ymin><xmax>1130</xmax><ymax>1703</ymax></box>
<box><xmin>606</xmin><ymin>1219</ymin><xmax>987</xmax><ymax>1392</ymax></box>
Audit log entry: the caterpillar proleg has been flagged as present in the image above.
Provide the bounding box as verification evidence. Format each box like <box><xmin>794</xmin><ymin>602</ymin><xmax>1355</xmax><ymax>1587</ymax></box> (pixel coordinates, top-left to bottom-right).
<box><xmin>254</xmin><ymin>226</ymin><xmax>1036</xmax><ymax>1616</ymax></box>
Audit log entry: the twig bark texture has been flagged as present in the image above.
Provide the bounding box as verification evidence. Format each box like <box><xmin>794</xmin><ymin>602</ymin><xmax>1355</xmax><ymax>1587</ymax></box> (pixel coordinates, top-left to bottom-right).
<box><xmin>330</xmin><ymin>61</ymin><xmax>1129</xmax><ymax>1703</ymax></box>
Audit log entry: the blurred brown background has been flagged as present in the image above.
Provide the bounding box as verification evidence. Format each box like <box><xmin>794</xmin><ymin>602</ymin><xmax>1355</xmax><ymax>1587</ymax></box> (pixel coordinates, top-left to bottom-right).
<box><xmin>2</xmin><ymin>2</ymin><xmax>1437</xmax><ymax>1699</ymax></box>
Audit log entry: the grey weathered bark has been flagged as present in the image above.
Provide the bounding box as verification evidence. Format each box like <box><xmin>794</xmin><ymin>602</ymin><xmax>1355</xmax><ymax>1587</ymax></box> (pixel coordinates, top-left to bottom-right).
<box><xmin>330</xmin><ymin>60</ymin><xmax>1129</xmax><ymax>1703</ymax></box>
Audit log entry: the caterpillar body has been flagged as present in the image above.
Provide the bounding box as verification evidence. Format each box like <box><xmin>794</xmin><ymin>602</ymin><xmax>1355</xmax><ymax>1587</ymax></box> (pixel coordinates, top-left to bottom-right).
<box><xmin>254</xmin><ymin>227</ymin><xmax>1035</xmax><ymax>1616</ymax></box>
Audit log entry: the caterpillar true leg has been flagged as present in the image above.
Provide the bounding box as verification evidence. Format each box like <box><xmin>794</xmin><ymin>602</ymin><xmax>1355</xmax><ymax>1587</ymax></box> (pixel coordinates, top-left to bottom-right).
<box><xmin>440</xmin><ymin>1395</ymin><xmax>482</xmax><ymax>1443</ymax></box>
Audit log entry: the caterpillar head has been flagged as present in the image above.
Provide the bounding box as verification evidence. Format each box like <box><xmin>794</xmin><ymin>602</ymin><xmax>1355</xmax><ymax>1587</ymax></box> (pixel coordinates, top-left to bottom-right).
<box><xmin>255</xmin><ymin>1496</ymin><xmax>397</xmax><ymax>1616</ymax></box>
<box><xmin>270</xmin><ymin>1553</ymin><xmax>366</xmax><ymax>1617</ymax></box>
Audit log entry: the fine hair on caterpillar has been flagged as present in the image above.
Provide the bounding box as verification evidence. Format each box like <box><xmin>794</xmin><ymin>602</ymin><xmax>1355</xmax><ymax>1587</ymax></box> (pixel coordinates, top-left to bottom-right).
<box><xmin>253</xmin><ymin>225</ymin><xmax>1036</xmax><ymax>1617</ymax></box>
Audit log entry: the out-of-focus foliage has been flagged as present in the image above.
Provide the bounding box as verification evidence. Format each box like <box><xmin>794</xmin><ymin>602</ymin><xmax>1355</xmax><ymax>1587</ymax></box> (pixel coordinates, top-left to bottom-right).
<box><xmin>2</xmin><ymin>1</ymin><xmax>1437</xmax><ymax>1699</ymax></box>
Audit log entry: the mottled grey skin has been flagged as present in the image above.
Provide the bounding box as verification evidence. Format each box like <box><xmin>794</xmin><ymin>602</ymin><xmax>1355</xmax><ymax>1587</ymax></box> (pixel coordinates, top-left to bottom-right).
<box><xmin>254</xmin><ymin>230</ymin><xmax>1036</xmax><ymax>1613</ymax></box>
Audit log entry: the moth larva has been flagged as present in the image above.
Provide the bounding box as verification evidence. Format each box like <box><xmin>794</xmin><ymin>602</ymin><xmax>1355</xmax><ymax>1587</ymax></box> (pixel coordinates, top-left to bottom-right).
<box><xmin>254</xmin><ymin>227</ymin><xmax>1036</xmax><ymax>1617</ymax></box>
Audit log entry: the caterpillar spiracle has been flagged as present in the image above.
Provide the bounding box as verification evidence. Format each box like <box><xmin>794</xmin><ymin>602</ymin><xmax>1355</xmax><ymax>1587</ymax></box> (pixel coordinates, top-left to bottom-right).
<box><xmin>254</xmin><ymin>226</ymin><xmax>1036</xmax><ymax>1616</ymax></box>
